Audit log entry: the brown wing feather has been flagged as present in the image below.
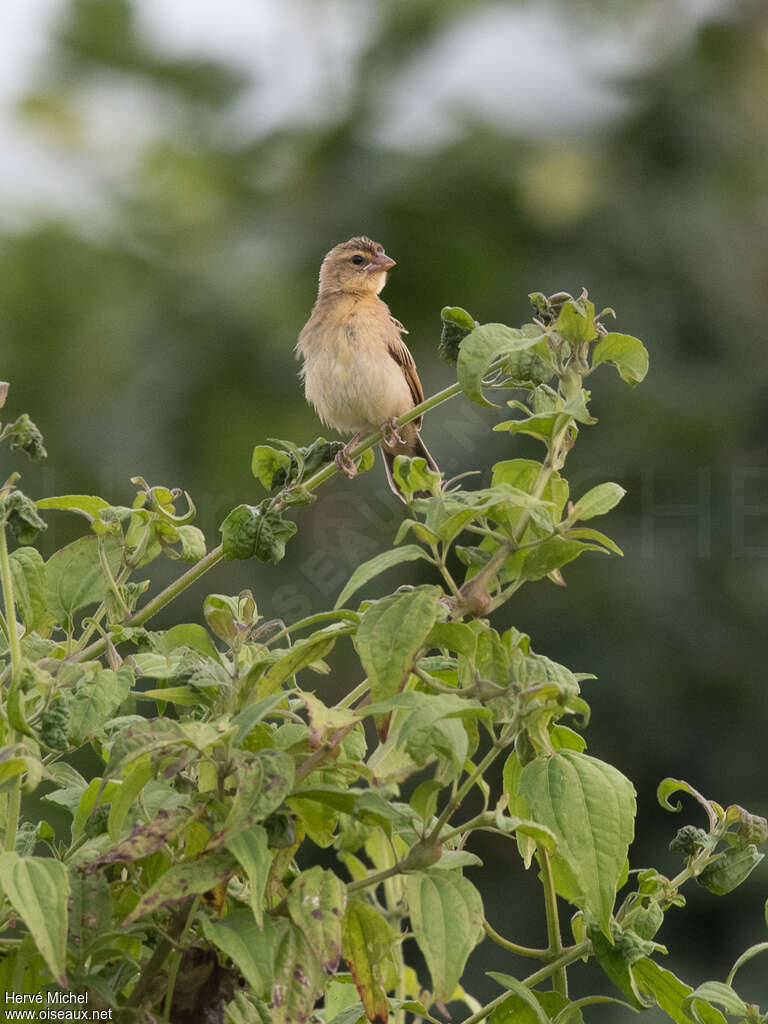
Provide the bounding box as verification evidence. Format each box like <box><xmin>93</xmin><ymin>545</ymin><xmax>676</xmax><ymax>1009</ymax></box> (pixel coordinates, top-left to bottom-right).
<box><xmin>386</xmin><ymin>324</ymin><xmax>425</xmax><ymax>425</ymax></box>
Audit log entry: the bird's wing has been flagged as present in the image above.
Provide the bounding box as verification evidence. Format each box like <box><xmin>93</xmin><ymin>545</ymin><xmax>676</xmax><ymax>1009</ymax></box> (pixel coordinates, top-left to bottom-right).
<box><xmin>386</xmin><ymin>331</ymin><xmax>425</xmax><ymax>421</ymax></box>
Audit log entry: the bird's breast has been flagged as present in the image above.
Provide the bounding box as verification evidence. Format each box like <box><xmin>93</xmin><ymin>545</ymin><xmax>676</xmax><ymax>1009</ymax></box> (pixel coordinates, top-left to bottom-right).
<box><xmin>300</xmin><ymin>313</ymin><xmax>413</xmax><ymax>434</ymax></box>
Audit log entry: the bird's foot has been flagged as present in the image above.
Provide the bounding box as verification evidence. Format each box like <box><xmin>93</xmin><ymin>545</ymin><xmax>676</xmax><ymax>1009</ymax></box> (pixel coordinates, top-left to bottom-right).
<box><xmin>334</xmin><ymin>433</ymin><xmax>362</xmax><ymax>479</ymax></box>
<box><xmin>380</xmin><ymin>416</ymin><xmax>405</xmax><ymax>448</ymax></box>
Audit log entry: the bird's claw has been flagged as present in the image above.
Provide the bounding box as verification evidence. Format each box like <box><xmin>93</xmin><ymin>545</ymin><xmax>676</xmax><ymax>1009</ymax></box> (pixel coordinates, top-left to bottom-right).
<box><xmin>381</xmin><ymin>416</ymin><xmax>405</xmax><ymax>448</ymax></box>
<box><xmin>334</xmin><ymin>447</ymin><xmax>358</xmax><ymax>479</ymax></box>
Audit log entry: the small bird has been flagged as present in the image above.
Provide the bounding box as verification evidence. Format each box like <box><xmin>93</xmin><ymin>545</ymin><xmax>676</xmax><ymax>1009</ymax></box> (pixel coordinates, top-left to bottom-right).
<box><xmin>296</xmin><ymin>236</ymin><xmax>438</xmax><ymax>502</ymax></box>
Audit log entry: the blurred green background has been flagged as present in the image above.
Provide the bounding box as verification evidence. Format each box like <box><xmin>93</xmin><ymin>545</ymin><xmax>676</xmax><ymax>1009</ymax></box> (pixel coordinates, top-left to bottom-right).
<box><xmin>3</xmin><ymin>0</ymin><xmax>767</xmax><ymax>1009</ymax></box>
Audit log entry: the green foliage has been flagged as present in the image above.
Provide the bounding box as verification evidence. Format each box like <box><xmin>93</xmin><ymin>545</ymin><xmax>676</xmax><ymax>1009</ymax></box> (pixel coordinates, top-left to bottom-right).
<box><xmin>0</xmin><ymin>295</ymin><xmax>764</xmax><ymax>1024</ymax></box>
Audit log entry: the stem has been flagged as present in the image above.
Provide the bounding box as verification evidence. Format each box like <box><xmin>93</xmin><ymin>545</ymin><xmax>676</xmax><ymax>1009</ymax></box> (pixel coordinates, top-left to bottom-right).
<box><xmin>0</xmin><ymin>521</ymin><xmax>22</xmax><ymax>854</ymax></box>
<box><xmin>482</xmin><ymin>920</ymin><xmax>549</xmax><ymax>960</ymax></box>
<box><xmin>539</xmin><ymin>848</ymin><xmax>567</xmax><ymax>996</ymax></box>
<box><xmin>162</xmin><ymin>895</ymin><xmax>201</xmax><ymax>1021</ymax></box>
<box><xmin>427</xmin><ymin>725</ymin><xmax>515</xmax><ymax>845</ymax></box>
<box><xmin>459</xmin><ymin>943</ymin><xmax>591</xmax><ymax>1024</ymax></box>
<box><xmin>71</xmin><ymin>379</ymin><xmax>467</xmax><ymax>666</ymax></box>
<box><xmin>346</xmin><ymin>860</ymin><xmax>405</xmax><ymax>895</ymax></box>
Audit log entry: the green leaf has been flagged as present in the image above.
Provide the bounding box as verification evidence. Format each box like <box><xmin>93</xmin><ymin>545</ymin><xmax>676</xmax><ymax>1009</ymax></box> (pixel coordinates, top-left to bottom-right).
<box><xmin>657</xmin><ymin>778</ymin><xmax>709</xmax><ymax>815</ymax></box>
<box><xmin>684</xmin><ymin>983</ymin><xmax>749</xmax><ymax>1024</ymax></box>
<box><xmin>252</xmin><ymin>445</ymin><xmax>292</xmax><ymax>491</ymax></box>
<box><xmin>231</xmin><ymin>693</ymin><xmax>288</xmax><ymax>745</ymax></box>
<box><xmin>83</xmin><ymin>807</ymin><xmax>189</xmax><ymax>869</ymax></box>
<box><xmin>392</xmin><ymin>456</ymin><xmax>442</xmax><ymax>500</ymax></box>
<box><xmin>405</xmin><ymin>869</ymin><xmax>484</xmax><ymax>1002</ymax></box>
<box><xmin>226</xmin><ymin>750</ymin><xmax>296</xmax><ymax>824</ymax></box>
<box><xmin>698</xmin><ymin>845</ymin><xmax>764</xmax><ymax>895</ymax></box>
<box><xmin>8</xmin><ymin>547</ymin><xmax>46</xmax><ymax>631</ymax></box>
<box><xmin>220</xmin><ymin>503</ymin><xmax>297</xmax><ymax>563</ymax></box>
<box><xmin>439</xmin><ymin>305</ymin><xmax>477</xmax><ymax>365</ymax></box>
<box><xmin>67</xmin><ymin>869</ymin><xmax>112</xmax><ymax>955</ymax></box>
<box><xmin>726</xmin><ymin>941</ymin><xmax>768</xmax><ymax>986</ymax></box>
<box><xmin>592</xmin><ymin>333</ymin><xmax>649</xmax><ymax>386</ymax></box>
<box><xmin>68</xmin><ymin>666</ymin><xmax>134</xmax><ymax>746</ymax></box>
<box><xmin>260</xmin><ymin>623</ymin><xmax>348</xmax><ymax>695</ymax></box>
<box><xmin>487</xmin><ymin>978</ymin><xmax>566</xmax><ymax>1024</ymax></box>
<box><xmin>1</xmin><ymin>413</ymin><xmax>47</xmax><ymax>461</ymax></box>
<box><xmin>3</xmin><ymin>490</ymin><xmax>47</xmax><ymax>544</ymax></box>
<box><xmin>503</xmin><ymin>537</ymin><xmax>600</xmax><ymax>584</ymax></box>
<box><xmin>356</xmin><ymin>586</ymin><xmax>442</xmax><ymax>703</ymax></box>
<box><xmin>341</xmin><ymin>899</ymin><xmax>396</xmax><ymax>1024</ymax></box>
<box><xmin>201</xmin><ymin>911</ymin><xmax>275</xmax><ymax>998</ymax></box>
<box><xmin>634</xmin><ymin>959</ymin><xmax>726</xmax><ymax>1024</ymax></box>
<box><xmin>335</xmin><ymin>545</ymin><xmax>430</xmax><ymax>609</ymax></box>
<box><xmin>123</xmin><ymin>852</ymin><xmax>235</xmax><ymax>924</ymax></box>
<box><xmin>0</xmin><ymin>852</ymin><xmax>69</xmax><ymax>985</ymax></box>
<box><xmin>272</xmin><ymin>919</ymin><xmax>326</xmax><ymax>1024</ymax></box>
<box><xmin>555</xmin><ymin>299</ymin><xmax>597</xmax><ymax>343</ymax></box>
<box><xmin>72</xmin><ymin>777</ymin><xmax>119</xmax><ymax>842</ymax></box>
<box><xmin>458</xmin><ymin>323</ymin><xmax>544</xmax><ymax>407</ymax></box>
<box><xmin>36</xmin><ymin>494</ymin><xmax>110</xmax><ymax>521</ymax></box>
<box><xmin>172</xmin><ymin>524</ymin><xmax>207</xmax><ymax>561</ymax></box>
<box><xmin>45</xmin><ymin>536</ymin><xmax>121</xmax><ymax>627</ymax></box>
<box><xmin>226</xmin><ymin>826</ymin><xmax>271</xmax><ymax>928</ymax></box>
<box><xmin>587</xmin><ymin>920</ymin><xmax>655</xmax><ymax>1009</ymax></box>
<box><xmin>519</xmin><ymin>750</ymin><xmax>636</xmax><ymax>935</ymax></box>
<box><xmin>571</xmin><ymin>483</ymin><xmax>626</xmax><ymax>521</ymax></box>
<box><xmin>108</xmin><ymin>756</ymin><xmax>153</xmax><ymax>841</ymax></box>
<box><xmin>286</xmin><ymin>865</ymin><xmax>346</xmax><ymax>972</ymax></box>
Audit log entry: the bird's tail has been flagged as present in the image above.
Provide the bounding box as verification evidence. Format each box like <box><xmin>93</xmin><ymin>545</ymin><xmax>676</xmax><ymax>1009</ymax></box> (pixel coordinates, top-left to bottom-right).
<box><xmin>381</xmin><ymin>429</ymin><xmax>439</xmax><ymax>503</ymax></box>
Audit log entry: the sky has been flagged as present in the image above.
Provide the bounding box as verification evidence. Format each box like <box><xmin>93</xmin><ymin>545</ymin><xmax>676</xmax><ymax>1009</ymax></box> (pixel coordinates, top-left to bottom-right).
<box><xmin>0</xmin><ymin>0</ymin><xmax>731</xmax><ymax>223</ymax></box>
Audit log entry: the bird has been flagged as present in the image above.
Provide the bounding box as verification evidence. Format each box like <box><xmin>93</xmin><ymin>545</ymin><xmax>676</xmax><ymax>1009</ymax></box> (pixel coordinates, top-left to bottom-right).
<box><xmin>296</xmin><ymin>235</ymin><xmax>439</xmax><ymax>502</ymax></box>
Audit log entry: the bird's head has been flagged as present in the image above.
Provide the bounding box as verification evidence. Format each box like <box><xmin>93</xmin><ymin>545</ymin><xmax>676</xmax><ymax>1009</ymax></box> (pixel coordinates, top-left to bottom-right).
<box><xmin>318</xmin><ymin>236</ymin><xmax>396</xmax><ymax>297</ymax></box>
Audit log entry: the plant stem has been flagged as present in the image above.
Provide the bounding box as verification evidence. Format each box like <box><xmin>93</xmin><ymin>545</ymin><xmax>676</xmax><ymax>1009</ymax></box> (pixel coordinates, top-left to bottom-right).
<box><xmin>482</xmin><ymin>920</ymin><xmax>549</xmax><ymax>959</ymax></box>
<box><xmin>459</xmin><ymin>942</ymin><xmax>591</xmax><ymax>1024</ymax></box>
<box><xmin>71</xmin><ymin>379</ymin><xmax>467</xmax><ymax>666</ymax></box>
<box><xmin>162</xmin><ymin>895</ymin><xmax>201</xmax><ymax>1022</ymax></box>
<box><xmin>346</xmin><ymin>859</ymin><xmax>405</xmax><ymax>895</ymax></box>
<box><xmin>426</xmin><ymin>725</ymin><xmax>515</xmax><ymax>846</ymax></box>
<box><xmin>0</xmin><ymin>521</ymin><xmax>22</xmax><ymax>854</ymax></box>
<box><xmin>539</xmin><ymin>848</ymin><xmax>567</xmax><ymax>996</ymax></box>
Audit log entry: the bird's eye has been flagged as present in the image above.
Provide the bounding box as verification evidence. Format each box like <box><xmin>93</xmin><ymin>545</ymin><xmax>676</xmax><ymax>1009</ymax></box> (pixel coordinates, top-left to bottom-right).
<box><xmin>350</xmin><ymin>254</ymin><xmax>365</xmax><ymax>266</ymax></box>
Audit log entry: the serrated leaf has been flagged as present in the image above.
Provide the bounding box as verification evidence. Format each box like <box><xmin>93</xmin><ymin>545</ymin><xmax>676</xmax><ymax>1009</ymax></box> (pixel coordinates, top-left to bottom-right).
<box><xmin>458</xmin><ymin>323</ymin><xmax>545</xmax><ymax>407</ymax></box>
<box><xmin>0</xmin><ymin>852</ymin><xmax>70</xmax><ymax>985</ymax></box>
<box><xmin>356</xmin><ymin>586</ymin><xmax>442</xmax><ymax>703</ymax></box>
<box><xmin>335</xmin><ymin>545</ymin><xmax>430</xmax><ymax>609</ymax></box>
<box><xmin>593</xmin><ymin>333</ymin><xmax>649</xmax><ymax>386</ymax></box>
<box><xmin>519</xmin><ymin>750</ymin><xmax>636</xmax><ymax>935</ymax></box>
<box><xmin>405</xmin><ymin>869</ymin><xmax>484</xmax><ymax>1002</ymax></box>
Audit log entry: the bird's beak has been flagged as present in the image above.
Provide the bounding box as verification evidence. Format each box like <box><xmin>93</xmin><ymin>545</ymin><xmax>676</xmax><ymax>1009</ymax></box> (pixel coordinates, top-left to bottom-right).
<box><xmin>369</xmin><ymin>253</ymin><xmax>396</xmax><ymax>271</ymax></box>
